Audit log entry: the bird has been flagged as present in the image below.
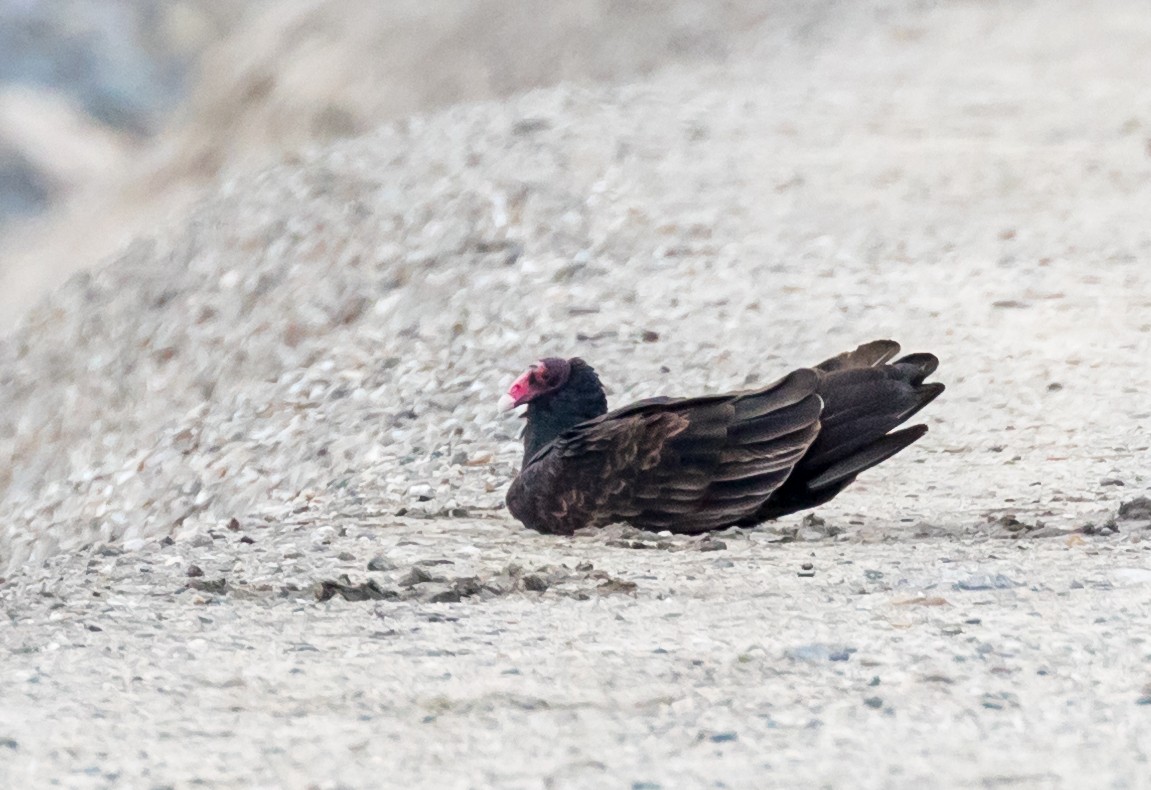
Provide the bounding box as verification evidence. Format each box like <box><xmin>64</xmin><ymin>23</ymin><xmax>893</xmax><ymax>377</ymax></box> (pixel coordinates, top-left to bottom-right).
<box><xmin>499</xmin><ymin>340</ymin><xmax>943</xmax><ymax>535</ymax></box>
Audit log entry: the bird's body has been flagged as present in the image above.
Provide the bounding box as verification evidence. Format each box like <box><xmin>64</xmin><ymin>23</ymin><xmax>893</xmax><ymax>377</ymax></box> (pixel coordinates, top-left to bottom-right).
<box><xmin>501</xmin><ymin>340</ymin><xmax>944</xmax><ymax>535</ymax></box>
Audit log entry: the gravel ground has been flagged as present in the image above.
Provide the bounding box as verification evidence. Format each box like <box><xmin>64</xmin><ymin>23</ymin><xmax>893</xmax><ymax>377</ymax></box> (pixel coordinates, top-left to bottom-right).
<box><xmin>2</xmin><ymin>1</ymin><xmax>1151</xmax><ymax>787</ymax></box>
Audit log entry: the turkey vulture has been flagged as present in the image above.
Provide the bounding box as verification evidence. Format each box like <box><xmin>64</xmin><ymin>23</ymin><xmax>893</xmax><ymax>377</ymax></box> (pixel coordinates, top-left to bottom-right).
<box><xmin>500</xmin><ymin>340</ymin><xmax>943</xmax><ymax>535</ymax></box>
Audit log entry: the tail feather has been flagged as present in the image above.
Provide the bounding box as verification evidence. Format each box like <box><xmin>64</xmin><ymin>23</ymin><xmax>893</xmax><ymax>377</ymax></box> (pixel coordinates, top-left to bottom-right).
<box><xmin>813</xmin><ymin>340</ymin><xmax>901</xmax><ymax>373</ymax></box>
<box><xmin>751</xmin><ymin>344</ymin><xmax>944</xmax><ymax>522</ymax></box>
<box><xmin>806</xmin><ymin>424</ymin><xmax>928</xmax><ymax>491</ymax></box>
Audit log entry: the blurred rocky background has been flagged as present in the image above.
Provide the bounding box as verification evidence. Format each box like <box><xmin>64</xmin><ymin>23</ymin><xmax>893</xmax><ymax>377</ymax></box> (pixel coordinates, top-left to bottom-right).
<box><xmin>0</xmin><ymin>0</ymin><xmax>766</xmax><ymax>330</ymax></box>
<box><xmin>0</xmin><ymin>0</ymin><xmax>244</xmax><ymax>223</ymax></box>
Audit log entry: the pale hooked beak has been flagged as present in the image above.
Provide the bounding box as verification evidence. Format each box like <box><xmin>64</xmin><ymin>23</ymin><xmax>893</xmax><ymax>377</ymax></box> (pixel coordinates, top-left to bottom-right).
<box><xmin>499</xmin><ymin>362</ymin><xmax>540</xmax><ymax>414</ymax></box>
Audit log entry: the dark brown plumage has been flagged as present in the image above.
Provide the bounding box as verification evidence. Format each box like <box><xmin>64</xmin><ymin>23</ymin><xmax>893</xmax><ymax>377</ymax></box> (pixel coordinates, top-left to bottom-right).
<box><xmin>501</xmin><ymin>340</ymin><xmax>944</xmax><ymax>535</ymax></box>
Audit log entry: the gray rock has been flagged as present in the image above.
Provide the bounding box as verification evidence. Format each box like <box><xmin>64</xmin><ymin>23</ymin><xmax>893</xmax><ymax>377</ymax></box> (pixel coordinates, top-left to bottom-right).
<box><xmin>953</xmin><ymin>574</ymin><xmax>1020</xmax><ymax>591</ymax></box>
<box><xmin>785</xmin><ymin>644</ymin><xmax>856</xmax><ymax>663</ymax></box>
<box><xmin>1118</xmin><ymin>497</ymin><xmax>1151</xmax><ymax>521</ymax></box>
<box><xmin>367</xmin><ymin>555</ymin><xmax>397</xmax><ymax>572</ymax></box>
<box><xmin>398</xmin><ymin>567</ymin><xmax>439</xmax><ymax>587</ymax></box>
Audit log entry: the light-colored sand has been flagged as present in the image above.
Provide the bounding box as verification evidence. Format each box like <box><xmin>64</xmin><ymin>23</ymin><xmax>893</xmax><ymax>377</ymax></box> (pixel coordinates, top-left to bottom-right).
<box><xmin>2</xmin><ymin>1</ymin><xmax>1150</xmax><ymax>787</ymax></box>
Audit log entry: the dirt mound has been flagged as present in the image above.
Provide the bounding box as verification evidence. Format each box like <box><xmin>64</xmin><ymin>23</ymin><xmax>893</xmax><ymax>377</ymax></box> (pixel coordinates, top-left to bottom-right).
<box><xmin>0</xmin><ymin>0</ymin><xmax>770</xmax><ymax>330</ymax></box>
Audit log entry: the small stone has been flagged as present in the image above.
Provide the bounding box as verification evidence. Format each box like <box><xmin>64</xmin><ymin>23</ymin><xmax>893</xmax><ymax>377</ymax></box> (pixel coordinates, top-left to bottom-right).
<box><xmin>786</xmin><ymin>644</ymin><xmax>854</xmax><ymax>663</ymax></box>
<box><xmin>367</xmin><ymin>555</ymin><xmax>397</xmax><ymax>572</ymax></box>
<box><xmin>953</xmin><ymin>574</ymin><xmax>1020</xmax><ymax>591</ymax></box>
<box><xmin>189</xmin><ymin>534</ymin><xmax>214</xmax><ymax>548</ymax></box>
<box><xmin>996</xmin><ymin>514</ymin><xmax>1030</xmax><ymax>532</ymax></box>
<box><xmin>712</xmin><ymin>558</ymin><xmax>735</xmax><ymax>569</ymax></box>
<box><xmin>398</xmin><ymin>567</ymin><xmax>437</xmax><ymax>587</ymax></box>
<box><xmin>158</xmin><ymin>537</ymin><xmax>175</xmax><ymax>547</ymax></box>
<box><xmin>1136</xmin><ymin>696</ymin><xmax>1151</xmax><ymax>706</ymax></box>
<box><xmin>187</xmin><ymin>578</ymin><xmax>227</xmax><ymax>594</ymax></box>
<box><xmin>864</xmin><ymin>696</ymin><xmax>883</xmax><ymax>709</ymax></box>
<box><xmin>315</xmin><ymin>578</ymin><xmax>395</xmax><ymax>602</ymax></box>
<box><xmin>407</xmin><ymin>483</ymin><xmax>434</xmax><ymax>502</ymax></box>
<box><xmin>0</xmin><ymin>738</ymin><xmax>17</xmax><ymax>750</ymax></box>
<box><xmin>1100</xmin><ymin>478</ymin><xmax>1126</xmax><ymax>487</ymax></box>
<box><xmin>641</xmin><ymin>329</ymin><xmax>660</xmax><ymax>343</ymax></box>
<box><xmin>423</xmin><ymin>585</ymin><xmax>462</xmax><ymax>604</ymax></box>
<box><xmin>186</xmin><ymin>564</ymin><xmax>204</xmax><ymax>578</ymax></box>
<box><xmin>708</xmin><ymin>731</ymin><xmax>737</xmax><ymax>743</ymax></box>
<box><xmin>522</xmin><ymin>574</ymin><xmax>549</xmax><ymax>592</ymax></box>
<box><xmin>96</xmin><ymin>545</ymin><xmax>122</xmax><ymax>557</ymax></box>
<box><xmin>606</xmin><ymin>539</ymin><xmax>652</xmax><ymax>549</ymax></box>
<box><xmin>226</xmin><ymin>518</ymin><xmax>241</xmax><ymax>531</ymax></box>
<box><xmin>596</xmin><ymin>578</ymin><xmax>638</xmax><ymax>595</ymax></box>
<box><xmin>698</xmin><ymin>537</ymin><xmax>726</xmax><ymax>552</ymax></box>
<box><xmin>451</xmin><ymin>451</ymin><xmax>470</xmax><ymax>465</ymax></box>
<box><xmin>452</xmin><ymin>577</ymin><xmax>483</xmax><ymax>598</ymax></box>
<box><xmin>86</xmin><ymin>625</ymin><xmax>103</xmax><ymax>632</ymax></box>
<box><xmin>981</xmin><ymin>692</ymin><xmax>1020</xmax><ymax>710</ymax></box>
<box><xmin>1118</xmin><ymin>497</ymin><xmax>1151</xmax><ymax>521</ymax></box>
<box><xmin>239</xmin><ymin>536</ymin><xmax>255</xmax><ymax>544</ymax></box>
<box><xmin>575</xmin><ymin>561</ymin><xmax>594</xmax><ymax>572</ymax></box>
<box><xmin>337</xmin><ymin>551</ymin><xmax>356</xmax><ymax>561</ymax></box>
<box><xmin>1081</xmin><ymin>519</ymin><xmax>1120</xmax><ymax>536</ymax></box>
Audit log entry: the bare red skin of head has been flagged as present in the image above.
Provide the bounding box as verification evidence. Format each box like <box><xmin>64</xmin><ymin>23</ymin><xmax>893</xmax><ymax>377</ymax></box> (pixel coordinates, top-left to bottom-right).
<box><xmin>505</xmin><ymin>366</ymin><xmax>540</xmax><ymax>407</ymax></box>
<box><xmin>504</xmin><ymin>358</ymin><xmax>571</xmax><ymax>408</ymax></box>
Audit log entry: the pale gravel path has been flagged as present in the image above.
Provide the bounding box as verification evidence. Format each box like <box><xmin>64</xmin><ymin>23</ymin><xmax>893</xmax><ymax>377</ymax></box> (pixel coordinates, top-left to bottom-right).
<box><xmin>2</xmin><ymin>522</ymin><xmax>1150</xmax><ymax>789</ymax></box>
<box><xmin>2</xmin><ymin>0</ymin><xmax>1151</xmax><ymax>787</ymax></box>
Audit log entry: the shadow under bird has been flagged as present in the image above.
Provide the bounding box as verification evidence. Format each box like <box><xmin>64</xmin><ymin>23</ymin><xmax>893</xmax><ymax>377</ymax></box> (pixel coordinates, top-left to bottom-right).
<box><xmin>499</xmin><ymin>340</ymin><xmax>944</xmax><ymax>535</ymax></box>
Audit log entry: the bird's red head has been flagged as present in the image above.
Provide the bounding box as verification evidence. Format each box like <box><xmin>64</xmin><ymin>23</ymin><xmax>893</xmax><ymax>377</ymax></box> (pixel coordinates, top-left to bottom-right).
<box><xmin>498</xmin><ymin>357</ymin><xmax>572</xmax><ymax>412</ymax></box>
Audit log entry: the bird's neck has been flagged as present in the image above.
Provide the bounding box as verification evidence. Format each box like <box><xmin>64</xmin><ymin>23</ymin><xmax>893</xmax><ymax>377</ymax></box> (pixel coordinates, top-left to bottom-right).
<box><xmin>521</xmin><ymin>403</ymin><xmax>582</xmax><ymax>464</ymax></box>
<box><xmin>521</xmin><ymin>370</ymin><xmax>607</xmax><ymax>464</ymax></box>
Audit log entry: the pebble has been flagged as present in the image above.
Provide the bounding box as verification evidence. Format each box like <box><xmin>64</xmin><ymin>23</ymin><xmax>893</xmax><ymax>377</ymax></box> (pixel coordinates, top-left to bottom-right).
<box><xmin>522</xmin><ymin>574</ymin><xmax>549</xmax><ymax>592</ymax></box>
<box><xmin>785</xmin><ymin>644</ymin><xmax>855</xmax><ymax>663</ymax></box>
<box><xmin>315</xmin><ymin>578</ymin><xmax>394</xmax><ymax>602</ymax></box>
<box><xmin>708</xmin><ymin>731</ymin><xmax>738</xmax><ymax>743</ymax></box>
<box><xmin>1118</xmin><ymin>497</ymin><xmax>1151</xmax><ymax>521</ymax></box>
<box><xmin>420</xmin><ymin>584</ymin><xmax>461</xmax><ymax>604</ymax></box>
<box><xmin>981</xmin><ymin>692</ymin><xmax>1020</xmax><ymax>710</ymax></box>
<box><xmin>953</xmin><ymin>574</ymin><xmax>1020</xmax><ymax>591</ymax></box>
<box><xmin>697</xmin><ymin>537</ymin><xmax>727</xmax><ymax>552</ymax></box>
<box><xmin>407</xmin><ymin>484</ymin><xmax>435</xmax><ymax>502</ymax></box>
<box><xmin>398</xmin><ymin>567</ymin><xmax>438</xmax><ymax>587</ymax></box>
<box><xmin>367</xmin><ymin>555</ymin><xmax>397</xmax><ymax>571</ymax></box>
<box><xmin>187</xmin><ymin>578</ymin><xmax>227</xmax><ymax>594</ymax></box>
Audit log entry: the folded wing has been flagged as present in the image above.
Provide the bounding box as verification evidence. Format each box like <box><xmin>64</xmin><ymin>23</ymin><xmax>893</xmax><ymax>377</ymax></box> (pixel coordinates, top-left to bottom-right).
<box><xmin>506</xmin><ymin>369</ymin><xmax>823</xmax><ymax>534</ymax></box>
